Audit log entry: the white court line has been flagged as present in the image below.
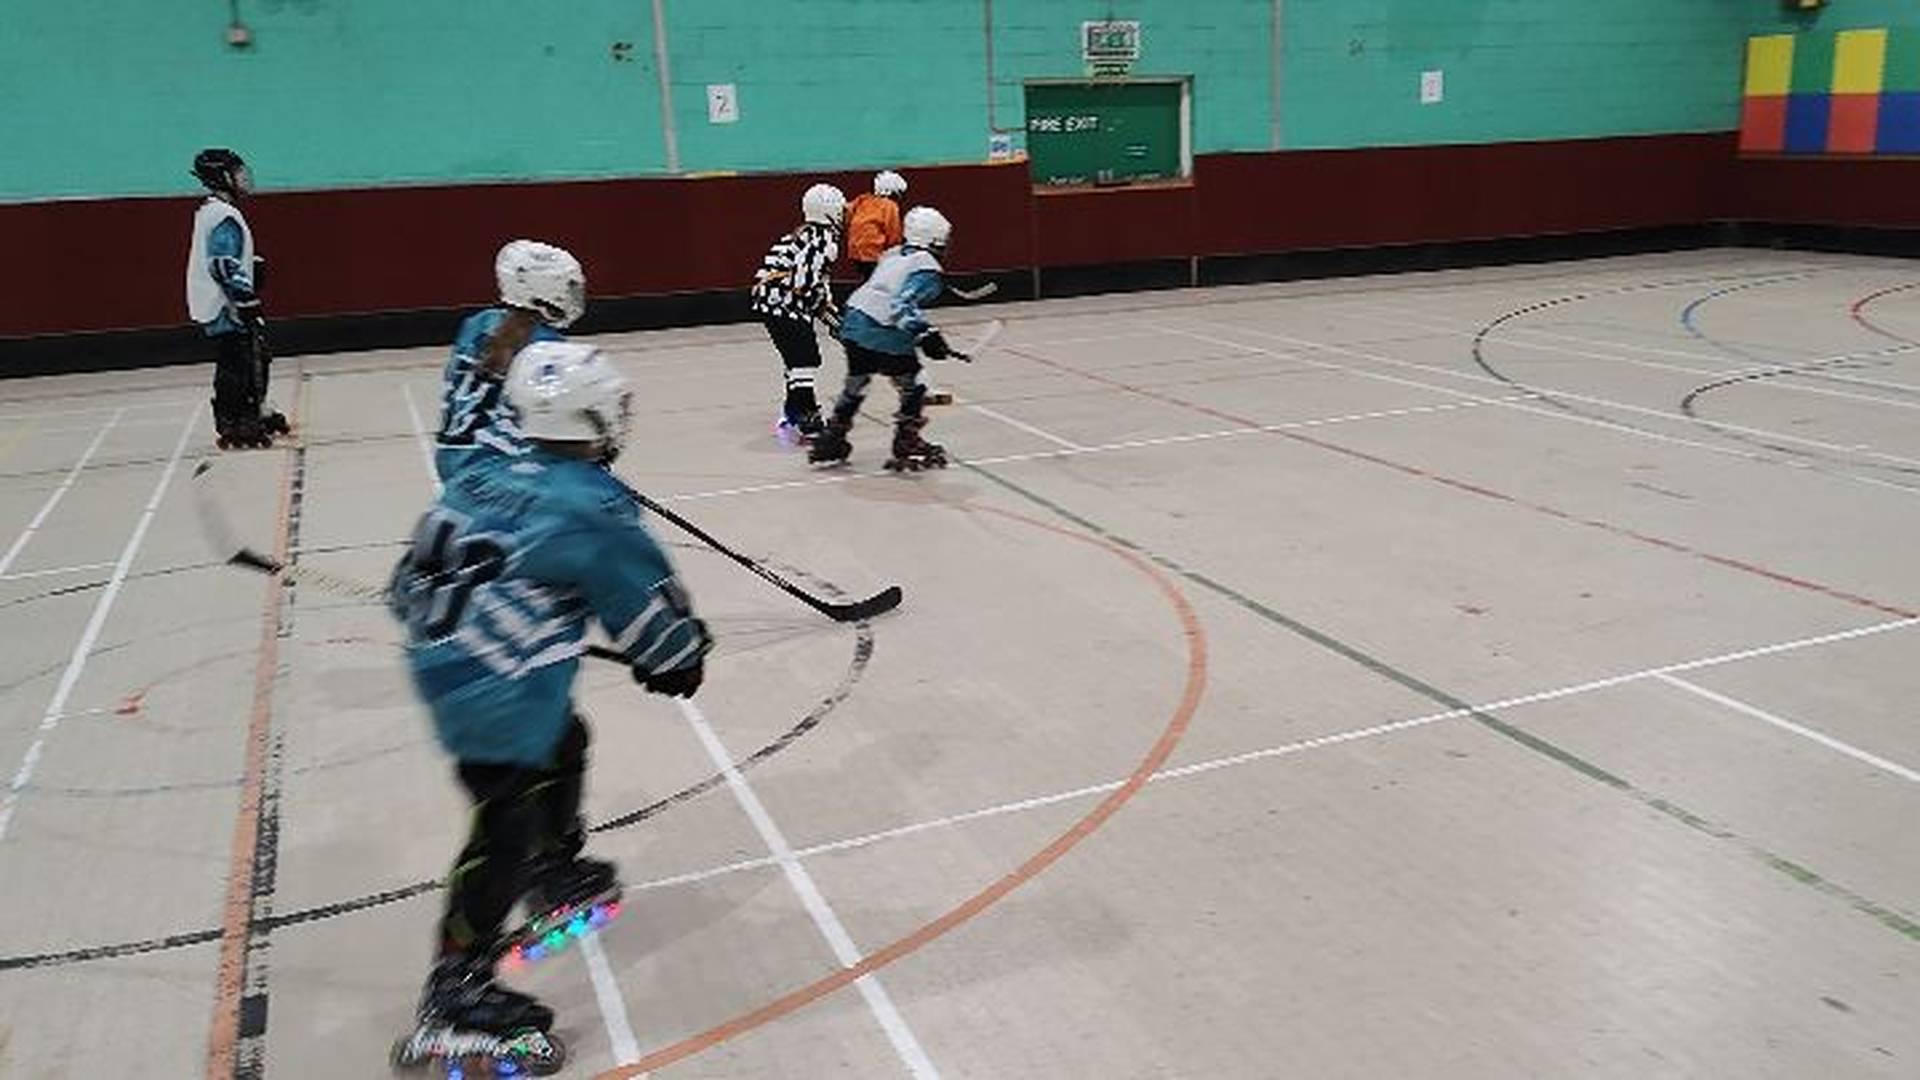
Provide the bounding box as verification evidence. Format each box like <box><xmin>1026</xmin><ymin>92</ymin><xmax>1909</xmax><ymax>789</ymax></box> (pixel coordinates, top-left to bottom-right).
<box><xmin>0</xmin><ymin>408</ymin><xmax>123</xmax><ymax>579</ymax></box>
<box><xmin>1344</xmin><ymin>302</ymin><xmax>1920</xmax><ymax>444</ymax></box>
<box><xmin>678</xmin><ymin>698</ymin><xmax>941</xmax><ymax>1079</ymax></box>
<box><xmin>1656</xmin><ymin>673</ymin><xmax>1920</xmax><ymax>784</ymax></box>
<box><xmin>1327</xmin><ymin>291</ymin><xmax>1920</xmax><ymax>398</ymax></box>
<box><xmin>663</xmin><ymin>395</ymin><xmax>1526</xmax><ymax>505</ymax></box>
<box><xmin>0</xmin><ymin>398</ymin><xmax>193</xmax><ymax>422</ymax></box>
<box><xmin>0</xmin><ymin>404</ymin><xmax>202</xmax><ymax>843</ymax></box>
<box><xmin>579</xmin><ymin>935</ymin><xmax>644</xmax><ymax>1070</ymax></box>
<box><xmin>1154</xmin><ymin>322</ymin><xmax>1920</xmax><ymax>499</ymax></box>
<box><xmin>0</xmin><ymin>561</ymin><xmax>117</xmax><ymax>584</ymax></box>
<box><xmin>967</xmin><ymin>403</ymin><xmax>1086</xmax><ymax>450</ymax></box>
<box><xmin>399</xmin><ymin>383</ymin><xmax>441</xmax><ymax>494</ymax></box>
<box><xmin>621</xmin><ymin>616</ymin><xmax>1920</xmax><ymax>898</ymax></box>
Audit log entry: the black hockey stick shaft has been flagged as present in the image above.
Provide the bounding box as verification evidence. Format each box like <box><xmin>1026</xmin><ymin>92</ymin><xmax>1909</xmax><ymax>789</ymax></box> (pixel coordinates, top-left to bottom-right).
<box><xmin>622</xmin><ymin>487</ymin><xmax>902</xmax><ymax>622</ymax></box>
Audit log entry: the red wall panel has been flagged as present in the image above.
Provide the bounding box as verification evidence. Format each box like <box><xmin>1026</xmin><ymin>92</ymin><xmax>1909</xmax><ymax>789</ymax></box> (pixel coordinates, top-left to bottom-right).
<box><xmin>2</xmin><ymin>135</ymin><xmax>1741</xmax><ymax>341</ymax></box>
<box><xmin>1193</xmin><ymin>133</ymin><xmax>1732</xmax><ymax>256</ymax></box>
<box><xmin>1729</xmin><ymin>156</ymin><xmax>1920</xmax><ymax>228</ymax></box>
<box><xmin>0</xmin><ymin>163</ymin><xmax>1032</xmax><ymax>339</ymax></box>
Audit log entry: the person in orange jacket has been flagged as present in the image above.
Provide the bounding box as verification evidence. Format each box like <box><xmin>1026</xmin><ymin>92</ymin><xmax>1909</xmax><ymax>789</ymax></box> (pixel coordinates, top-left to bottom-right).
<box><xmin>845</xmin><ymin>170</ymin><xmax>907</xmax><ymax>282</ymax></box>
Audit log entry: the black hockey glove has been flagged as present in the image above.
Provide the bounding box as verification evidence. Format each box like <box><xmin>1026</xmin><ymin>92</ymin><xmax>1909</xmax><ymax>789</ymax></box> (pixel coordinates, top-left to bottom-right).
<box><xmin>234</xmin><ymin>297</ymin><xmax>265</xmax><ymax>327</ymax></box>
<box><xmin>819</xmin><ymin>306</ymin><xmax>843</xmax><ymax>339</ymax></box>
<box><xmin>917</xmin><ymin>329</ymin><xmax>952</xmax><ymax>361</ymax></box>
<box><xmin>637</xmin><ymin>659</ymin><xmax>705</xmax><ymax>698</ymax></box>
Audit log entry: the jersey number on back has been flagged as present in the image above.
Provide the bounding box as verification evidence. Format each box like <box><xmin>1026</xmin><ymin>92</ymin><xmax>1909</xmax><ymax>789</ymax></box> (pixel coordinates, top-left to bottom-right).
<box><xmin>394</xmin><ymin>508</ymin><xmax>508</xmax><ymax>640</ymax></box>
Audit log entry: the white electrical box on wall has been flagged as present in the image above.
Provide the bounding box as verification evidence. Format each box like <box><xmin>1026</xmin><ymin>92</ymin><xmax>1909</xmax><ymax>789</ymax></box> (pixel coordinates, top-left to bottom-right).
<box><xmin>1420</xmin><ymin>70</ymin><xmax>1444</xmax><ymax>105</ymax></box>
<box><xmin>707</xmin><ymin>84</ymin><xmax>739</xmax><ymax>124</ymax></box>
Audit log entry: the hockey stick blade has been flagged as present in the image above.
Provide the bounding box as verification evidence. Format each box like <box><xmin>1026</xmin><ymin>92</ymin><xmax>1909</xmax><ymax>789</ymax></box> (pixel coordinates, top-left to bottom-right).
<box><xmin>950</xmin><ymin>282</ymin><xmax>998</xmax><ymax>301</ymax></box>
<box><xmin>947</xmin><ymin>318</ymin><xmax>1004</xmax><ymax>363</ymax></box>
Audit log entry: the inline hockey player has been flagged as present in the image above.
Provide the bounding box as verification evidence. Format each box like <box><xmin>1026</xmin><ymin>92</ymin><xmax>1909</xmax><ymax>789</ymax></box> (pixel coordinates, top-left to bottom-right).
<box><xmin>434</xmin><ymin>240</ymin><xmax>586</xmax><ymax>480</ymax></box>
<box><xmin>809</xmin><ymin>206</ymin><xmax>957</xmax><ymax>471</ymax></box>
<box><xmin>750</xmin><ymin>183</ymin><xmax>846</xmax><ymax>440</ymax></box>
<box><xmin>184</xmin><ymin>148</ymin><xmax>287</xmax><ymax>448</ymax></box>
<box><xmin>389</xmin><ymin>340</ymin><xmax>711</xmax><ymax>1074</ymax></box>
<box><xmin>844</xmin><ymin>170</ymin><xmax>906</xmax><ymax>282</ymax></box>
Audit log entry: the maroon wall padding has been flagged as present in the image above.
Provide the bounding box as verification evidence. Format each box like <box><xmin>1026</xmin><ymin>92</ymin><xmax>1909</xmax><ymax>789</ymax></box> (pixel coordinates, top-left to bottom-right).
<box><xmin>0</xmin><ymin>163</ymin><xmax>1034</xmax><ymax>339</ymax></box>
<box><xmin>1033</xmin><ymin>184</ymin><xmax>1198</xmax><ymax>267</ymax></box>
<box><xmin>1</xmin><ymin>134</ymin><xmax>1736</xmax><ymax>340</ymax></box>
<box><xmin>1193</xmin><ymin>132</ymin><xmax>1735</xmax><ymax>256</ymax></box>
<box><xmin>1729</xmin><ymin>156</ymin><xmax>1920</xmax><ymax>228</ymax></box>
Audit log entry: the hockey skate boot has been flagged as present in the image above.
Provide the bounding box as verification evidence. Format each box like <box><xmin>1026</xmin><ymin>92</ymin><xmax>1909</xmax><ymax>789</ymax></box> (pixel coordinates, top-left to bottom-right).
<box><xmin>260</xmin><ymin>408</ymin><xmax>292</xmax><ymax>437</ymax></box>
<box><xmin>807</xmin><ymin>418</ymin><xmax>854</xmax><ymax>465</ymax></box>
<box><xmin>391</xmin><ymin>954</ymin><xmax>564</xmax><ymax>1075</ymax></box>
<box><xmin>215</xmin><ymin>415</ymin><xmax>274</xmax><ymax>451</ymax></box>
<box><xmin>498</xmin><ymin>854</ymin><xmax>622</xmax><ymax>969</ymax></box>
<box><xmin>883</xmin><ymin>417</ymin><xmax>947</xmax><ymax>472</ymax></box>
<box><xmin>775</xmin><ymin>410</ymin><xmax>825</xmax><ymax>445</ymax></box>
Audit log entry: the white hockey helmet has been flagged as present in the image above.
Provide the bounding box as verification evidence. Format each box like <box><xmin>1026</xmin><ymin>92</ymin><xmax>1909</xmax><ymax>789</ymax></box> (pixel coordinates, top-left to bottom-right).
<box><xmin>495</xmin><ymin>240</ymin><xmax>587</xmax><ymax>329</ymax></box>
<box><xmin>507</xmin><ymin>341</ymin><xmax>632</xmax><ymax>462</ymax></box>
<box><xmin>801</xmin><ymin>183</ymin><xmax>847</xmax><ymax>228</ymax></box>
<box><xmin>902</xmin><ymin>206</ymin><xmax>952</xmax><ymax>251</ymax></box>
<box><xmin>873</xmin><ymin>170</ymin><xmax>907</xmax><ymax>197</ymax></box>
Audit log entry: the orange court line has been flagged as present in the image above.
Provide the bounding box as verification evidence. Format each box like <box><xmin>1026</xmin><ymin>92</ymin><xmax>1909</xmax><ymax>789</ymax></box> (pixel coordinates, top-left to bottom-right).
<box><xmin>205</xmin><ymin>379</ymin><xmax>305</xmax><ymax>1080</ymax></box>
<box><xmin>596</xmin><ymin>501</ymin><xmax>1209</xmax><ymax>1077</ymax></box>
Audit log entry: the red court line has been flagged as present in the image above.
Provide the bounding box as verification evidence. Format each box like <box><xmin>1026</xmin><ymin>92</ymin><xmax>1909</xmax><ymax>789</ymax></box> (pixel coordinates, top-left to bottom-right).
<box><xmin>1004</xmin><ymin>343</ymin><xmax>1918</xmax><ymax>621</ymax></box>
<box><xmin>595</xmin><ymin>502</ymin><xmax>1209</xmax><ymax>1078</ymax></box>
<box><xmin>1849</xmin><ymin>281</ymin><xmax>1920</xmax><ymax>344</ymax></box>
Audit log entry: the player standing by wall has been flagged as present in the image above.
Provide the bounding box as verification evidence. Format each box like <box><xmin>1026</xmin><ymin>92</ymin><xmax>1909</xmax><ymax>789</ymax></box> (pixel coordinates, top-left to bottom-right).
<box><xmin>185</xmin><ymin>148</ymin><xmax>287</xmax><ymax>449</ymax></box>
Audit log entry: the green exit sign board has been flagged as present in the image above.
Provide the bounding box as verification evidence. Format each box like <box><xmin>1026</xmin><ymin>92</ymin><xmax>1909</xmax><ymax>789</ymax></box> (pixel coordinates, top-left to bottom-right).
<box><xmin>1083</xmin><ymin>20</ymin><xmax>1140</xmax><ymax>76</ymax></box>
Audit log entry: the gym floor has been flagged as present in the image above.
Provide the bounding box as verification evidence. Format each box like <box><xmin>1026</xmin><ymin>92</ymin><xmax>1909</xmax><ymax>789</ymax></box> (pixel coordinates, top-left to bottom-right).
<box><xmin>0</xmin><ymin>249</ymin><xmax>1915</xmax><ymax>1079</ymax></box>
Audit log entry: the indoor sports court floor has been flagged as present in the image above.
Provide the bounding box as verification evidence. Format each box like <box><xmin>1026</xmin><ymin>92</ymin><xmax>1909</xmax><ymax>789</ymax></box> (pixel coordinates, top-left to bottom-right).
<box><xmin>0</xmin><ymin>249</ymin><xmax>1915</xmax><ymax>1079</ymax></box>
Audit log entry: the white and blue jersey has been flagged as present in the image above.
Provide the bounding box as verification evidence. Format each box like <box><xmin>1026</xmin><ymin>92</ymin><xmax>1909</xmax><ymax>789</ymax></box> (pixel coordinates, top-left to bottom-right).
<box><xmin>184</xmin><ymin>197</ymin><xmax>258</xmax><ymax>336</ymax></box>
<box><xmin>434</xmin><ymin>308</ymin><xmax>564</xmax><ymax>479</ymax></box>
<box><xmin>842</xmin><ymin>246</ymin><xmax>944</xmax><ymax>356</ymax></box>
<box><xmin>390</xmin><ymin>450</ymin><xmax>711</xmax><ymax>766</ymax></box>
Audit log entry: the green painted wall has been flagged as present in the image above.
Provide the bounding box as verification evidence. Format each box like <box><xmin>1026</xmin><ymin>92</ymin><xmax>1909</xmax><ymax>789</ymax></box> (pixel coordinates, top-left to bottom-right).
<box><xmin>4</xmin><ymin>1</ymin><xmax>1772</xmax><ymax>202</ymax></box>
<box><xmin>1280</xmin><ymin>0</ymin><xmax>1753</xmax><ymax>149</ymax></box>
<box><xmin>1</xmin><ymin>0</ymin><xmax>668</xmax><ymax>199</ymax></box>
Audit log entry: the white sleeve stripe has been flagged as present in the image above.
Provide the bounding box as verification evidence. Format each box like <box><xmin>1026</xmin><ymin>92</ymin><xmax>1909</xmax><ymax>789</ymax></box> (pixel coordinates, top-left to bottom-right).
<box><xmin>648</xmin><ymin>635</ymin><xmax>705</xmax><ymax>676</ymax></box>
<box><xmin>612</xmin><ymin>594</ymin><xmax>670</xmax><ymax>652</ymax></box>
<box><xmin>631</xmin><ymin>617</ymin><xmax>695</xmax><ymax>667</ymax></box>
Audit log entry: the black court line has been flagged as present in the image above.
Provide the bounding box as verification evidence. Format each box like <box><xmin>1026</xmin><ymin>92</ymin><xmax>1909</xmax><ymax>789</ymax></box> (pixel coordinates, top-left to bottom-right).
<box><xmin>0</xmin><ymin>560</ymin><xmax>876</xmax><ymax>973</ymax></box>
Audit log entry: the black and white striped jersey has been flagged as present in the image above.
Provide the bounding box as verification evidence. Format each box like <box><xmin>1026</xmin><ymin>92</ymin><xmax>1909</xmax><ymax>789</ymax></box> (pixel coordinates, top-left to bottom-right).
<box><xmin>750</xmin><ymin>222</ymin><xmax>838</xmax><ymax>321</ymax></box>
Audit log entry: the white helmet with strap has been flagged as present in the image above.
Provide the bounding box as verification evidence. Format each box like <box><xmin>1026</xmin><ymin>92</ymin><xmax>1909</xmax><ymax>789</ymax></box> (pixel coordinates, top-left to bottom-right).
<box><xmin>902</xmin><ymin>206</ymin><xmax>952</xmax><ymax>251</ymax></box>
<box><xmin>507</xmin><ymin>341</ymin><xmax>632</xmax><ymax>462</ymax></box>
<box><xmin>873</xmin><ymin>170</ymin><xmax>907</xmax><ymax>197</ymax></box>
<box><xmin>496</xmin><ymin>240</ymin><xmax>587</xmax><ymax>329</ymax></box>
<box><xmin>802</xmin><ymin>183</ymin><xmax>847</xmax><ymax>228</ymax></box>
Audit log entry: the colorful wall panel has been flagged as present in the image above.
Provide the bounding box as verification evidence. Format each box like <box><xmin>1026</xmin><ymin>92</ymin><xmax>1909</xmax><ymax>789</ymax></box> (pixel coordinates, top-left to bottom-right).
<box><xmin>1742</xmin><ymin>28</ymin><xmax>1920</xmax><ymax>155</ymax></box>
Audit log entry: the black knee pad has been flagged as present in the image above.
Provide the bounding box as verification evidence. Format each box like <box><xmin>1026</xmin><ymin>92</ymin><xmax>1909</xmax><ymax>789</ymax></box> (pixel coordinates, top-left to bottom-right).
<box><xmin>896</xmin><ymin>380</ymin><xmax>928</xmax><ymax>418</ymax></box>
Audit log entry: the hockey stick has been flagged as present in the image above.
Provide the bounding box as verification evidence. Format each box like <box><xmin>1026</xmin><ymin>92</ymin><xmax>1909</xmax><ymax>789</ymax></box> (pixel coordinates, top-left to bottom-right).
<box><xmin>616</xmin><ymin>481</ymin><xmax>903</xmax><ymax>622</ymax></box>
<box><xmin>950</xmin><ymin>282</ymin><xmax>998</xmax><ymax>301</ymax></box>
<box><xmin>946</xmin><ymin>318</ymin><xmax>1005</xmax><ymax>363</ymax></box>
<box><xmin>189</xmin><ymin>461</ymin><xmax>628</xmax><ymax>662</ymax></box>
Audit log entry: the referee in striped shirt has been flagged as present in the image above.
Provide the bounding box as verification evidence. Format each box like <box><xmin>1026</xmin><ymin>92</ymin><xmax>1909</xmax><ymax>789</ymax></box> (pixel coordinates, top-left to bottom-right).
<box><xmin>751</xmin><ymin>183</ymin><xmax>847</xmax><ymax>438</ymax></box>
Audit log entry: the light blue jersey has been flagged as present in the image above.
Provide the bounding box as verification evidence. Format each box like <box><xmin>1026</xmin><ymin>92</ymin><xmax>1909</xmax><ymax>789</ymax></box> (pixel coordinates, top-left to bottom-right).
<box><xmin>390</xmin><ymin>450</ymin><xmax>711</xmax><ymax>766</ymax></box>
<box><xmin>434</xmin><ymin>308</ymin><xmax>564</xmax><ymax>480</ymax></box>
<box><xmin>843</xmin><ymin>246</ymin><xmax>944</xmax><ymax>356</ymax></box>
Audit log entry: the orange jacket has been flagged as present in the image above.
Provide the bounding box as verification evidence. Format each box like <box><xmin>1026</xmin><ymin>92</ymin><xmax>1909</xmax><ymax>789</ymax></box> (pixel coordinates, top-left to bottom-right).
<box><xmin>845</xmin><ymin>193</ymin><xmax>903</xmax><ymax>263</ymax></box>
